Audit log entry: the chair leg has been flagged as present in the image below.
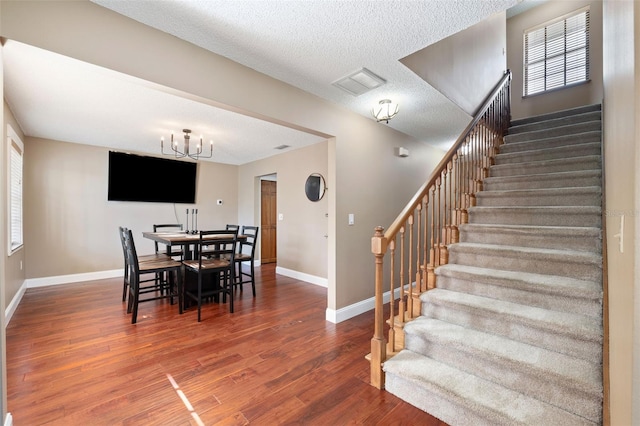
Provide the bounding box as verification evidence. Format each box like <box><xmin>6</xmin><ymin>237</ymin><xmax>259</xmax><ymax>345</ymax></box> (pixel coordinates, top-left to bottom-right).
<box><xmin>122</xmin><ymin>268</ymin><xmax>128</xmax><ymax>302</ymax></box>
<box><xmin>229</xmin><ymin>269</ymin><xmax>234</xmax><ymax>313</ymax></box>
<box><xmin>131</xmin><ymin>286</ymin><xmax>139</xmax><ymax>324</ymax></box>
<box><xmin>197</xmin><ymin>274</ymin><xmax>202</xmax><ymax>322</ymax></box>
<box><xmin>250</xmin><ymin>261</ymin><xmax>256</xmax><ymax>297</ymax></box>
<box><xmin>177</xmin><ymin>268</ymin><xmax>183</xmax><ymax>315</ymax></box>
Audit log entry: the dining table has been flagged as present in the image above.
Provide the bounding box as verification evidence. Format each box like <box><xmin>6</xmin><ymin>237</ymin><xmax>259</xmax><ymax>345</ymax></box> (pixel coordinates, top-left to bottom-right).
<box><xmin>143</xmin><ymin>230</ymin><xmax>247</xmax><ymax>308</ymax></box>
<box><xmin>142</xmin><ymin>230</ymin><xmax>246</xmax><ymax>260</ymax></box>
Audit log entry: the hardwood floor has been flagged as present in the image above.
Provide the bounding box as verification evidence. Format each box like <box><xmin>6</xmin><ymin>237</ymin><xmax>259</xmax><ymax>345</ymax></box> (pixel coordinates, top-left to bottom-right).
<box><xmin>6</xmin><ymin>264</ymin><xmax>446</xmax><ymax>425</ymax></box>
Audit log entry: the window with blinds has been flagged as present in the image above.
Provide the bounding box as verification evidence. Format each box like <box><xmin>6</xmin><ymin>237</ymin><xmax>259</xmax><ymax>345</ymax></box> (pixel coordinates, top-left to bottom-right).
<box><xmin>8</xmin><ymin>125</ymin><xmax>24</xmax><ymax>253</ymax></box>
<box><xmin>524</xmin><ymin>7</ymin><xmax>590</xmax><ymax>96</ymax></box>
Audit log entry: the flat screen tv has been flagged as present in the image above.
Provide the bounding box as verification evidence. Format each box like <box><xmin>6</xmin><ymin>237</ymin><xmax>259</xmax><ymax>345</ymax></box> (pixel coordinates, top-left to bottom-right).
<box><xmin>108</xmin><ymin>151</ymin><xmax>197</xmax><ymax>203</ymax></box>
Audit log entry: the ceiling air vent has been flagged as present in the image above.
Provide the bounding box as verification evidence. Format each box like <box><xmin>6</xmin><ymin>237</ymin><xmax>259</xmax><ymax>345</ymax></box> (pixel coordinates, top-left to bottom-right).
<box><xmin>274</xmin><ymin>144</ymin><xmax>291</xmax><ymax>150</ymax></box>
<box><xmin>332</xmin><ymin>68</ymin><xmax>386</xmax><ymax>96</ymax></box>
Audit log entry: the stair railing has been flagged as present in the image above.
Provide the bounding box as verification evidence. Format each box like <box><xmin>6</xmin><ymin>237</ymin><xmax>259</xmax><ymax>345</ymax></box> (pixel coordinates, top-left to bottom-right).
<box><xmin>370</xmin><ymin>70</ymin><xmax>512</xmax><ymax>389</ymax></box>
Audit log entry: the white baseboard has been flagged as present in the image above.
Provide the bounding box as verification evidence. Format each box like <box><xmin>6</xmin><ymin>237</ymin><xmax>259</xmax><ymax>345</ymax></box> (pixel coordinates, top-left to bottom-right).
<box><xmin>24</xmin><ymin>269</ymin><xmax>122</xmax><ymax>288</ymax></box>
<box><xmin>5</xmin><ymin>269</ymin><xmax>123</xmax><ymax>327</ymax></box>
<box><xmin>4</xmin><ymin>413</ymin><xmax>12</xmax><ymax>426</ymax></box>
<box><xmin>275</xmin><ymin>266</ymin><xmax>328</xmax><ymax>288</ymax></box>
<box><xmin>325</xmin><ymin>286</ymin><xmax>403</xmax><ymax>324</ymax></box>
<box><xmin>4</xmin><ymin>281</ymin><xmax>27</xmax><ymax>326</ymax></box>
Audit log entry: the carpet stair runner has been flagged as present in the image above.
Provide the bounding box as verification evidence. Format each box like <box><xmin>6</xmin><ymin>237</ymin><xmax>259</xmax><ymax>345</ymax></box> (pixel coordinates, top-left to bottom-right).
<box><xmin>383</xmin><ymin>104</ymin><xmax>603</xmax><ymax>425</ymax></box>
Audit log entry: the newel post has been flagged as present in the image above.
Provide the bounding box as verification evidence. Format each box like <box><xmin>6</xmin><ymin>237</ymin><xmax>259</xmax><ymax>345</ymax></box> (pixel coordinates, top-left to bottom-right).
<box><xmin>371</xmin><ymin>226</ymin><xmax>387</xmax><ymax>389</ymax></box>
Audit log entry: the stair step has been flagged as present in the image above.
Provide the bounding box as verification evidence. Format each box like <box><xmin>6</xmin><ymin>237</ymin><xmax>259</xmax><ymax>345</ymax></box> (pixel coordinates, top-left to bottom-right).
<box><xmin>468</xmin><ymin>205</ymin><xmax>601</xmax><ymax>228</ymax></box>
<box><xmin>490</xmin><ymin>155</ymin><xmax>601</xmax><ymax>177</ymax></box>
<box><xmin>421</xmin><ymin>289</ymin><xmax>602</xmax><ymax>361</ymax></box>
<box><xmin>459</xmin><ymin>223</ymin><xmax>601</xmax><ymax>252</ymax></box>
<box><xmin>448</xmin><ymin>242</ymin><xmax>602</xmax><ymax>281</ymax></box>
<box><xmin>475</xmin><ymin>186</ymin><xmax>601</xmax><ymax>207</ymax></box>
<box><xmin>510</xmin><ymin>104</ymin><xmax>601</xmax><ymax>127</ymax></box>
<box><xmin>483</xmin><ymin>170</ymin><xmax>602</xmax><ymax>191</ymax></box>
<box><xmin>384</xmin><ymin>350</ymin><xmax>598</xmax><ymax>426</ymax></box>
<box><xmin>499</xmin><ymin>131</ymin><xmax>601</xmax><ymax>155</ymax></box>
<box><xmin>495</xmin><ymin>142</ymin><xmax>601</xmax><ymax>165</ymax></box>
<box><xmin>508</xmin><ymin>110</ymin><xmax>601</xmax><ymax>135</ymax></box>
<box><xmin>435</xmin><ymin>263</ymin><xmax>602</xmax><ymax>317</ymax></box>
<box><xmin>404</xmin><ymin>318</ymin><xmax>602</xmax><ymax>422</ymax></box>
<box><xmin>504</xmin><ymin>121</ymin><xmax>601</xmax><ymax>144</ymax></box>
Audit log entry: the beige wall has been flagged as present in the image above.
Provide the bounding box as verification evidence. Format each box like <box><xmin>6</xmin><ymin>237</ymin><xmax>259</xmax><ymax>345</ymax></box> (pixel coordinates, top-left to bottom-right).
<box><xmin>402</xmin><ymin>11</ymin><xmax>507</xmax><ymax>116</ymax></box>
<box><xmin>507</xmin><ymin>0</ymin><xmax>604</xmax><ymax>120</ymax></box>
<box><xmin>23</xmin><ymin>137</ymin><xmax>239</xmax><ymax>279</ymax></box>
<box><xmin>0</xmin><ymin>0</ymin><xmax>446</xmax><ymax>315</ymax></box>
<box><xmin>3</xmin><ymin>102</ymin><xmax>25</xmax><ymax>308</ymax></box>
<box><xmin>238</xmin><ymin>142</ymin><xmax>328</xmax><ymax>278</ymax></box>
<box><xmin>602</xmin><ymin>1</ymin><xmax>639</xmax><ymax>424</ymax></box>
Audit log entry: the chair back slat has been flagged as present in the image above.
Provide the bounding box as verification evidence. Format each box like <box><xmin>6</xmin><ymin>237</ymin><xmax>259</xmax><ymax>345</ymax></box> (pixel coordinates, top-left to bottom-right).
<box><xmin>239</xmin><ymin>225</ymin><xmax>259</xmax><ymax>257</ymax></box>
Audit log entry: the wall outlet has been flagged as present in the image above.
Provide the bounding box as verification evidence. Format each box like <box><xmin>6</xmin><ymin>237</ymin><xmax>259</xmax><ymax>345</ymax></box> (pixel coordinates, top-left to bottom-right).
<box><xmin>278</xmin><ymin>213</ymin><xmax>284</xmax><ymax>221</ymax></box>
<box><xmin>348</xmin><ymin>213</ymin><xmax>355</xmax><ymax>225</ymax></box>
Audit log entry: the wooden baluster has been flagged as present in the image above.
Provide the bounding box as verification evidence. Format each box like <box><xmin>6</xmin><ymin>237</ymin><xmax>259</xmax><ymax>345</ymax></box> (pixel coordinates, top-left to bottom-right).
<box><xmin>407</xmin><ymin>216</ymin><xmax>414</xmax><ymax>319</ymax></box>
<box><xmin>388</xmin><ymin>239</ymin><xmax>396</xmax><ymax>354</ymax></box>
<box><xmin>371</xmin><ymin>226</ymin><xmax>387</xmax><ymax>389</ymax></box>
<box><xmin>428</xmin><ymin>186</ymin><xmax>436</xmax><ymax>289</ymax></box>
<box><xmin>422</xmin><ymin>194</ymin><xmax>429</xmax><ymax>292</ymax></box>
<box><xmin>448</xmin><ymin>161</ymin><xmax>459</xmax><ymax>244</ymax></box>
<box><xmin>415</xmin><ymin>202</ymin><xmax>424</xmax><ymax>296</ymax></box>
<box><xmin>441</xmin><ymin>169</ymin><xmax>449</xmax><ymax>245</ymax></box>
<box><xmin>435</xmin><ymin>176</ymin><xmax>441</xmax><ymax>267</ymax></box>
<box><xmin>398</xmin><ymin>226</ymin><xmax>406</xmax><ymax>322</ymax></box>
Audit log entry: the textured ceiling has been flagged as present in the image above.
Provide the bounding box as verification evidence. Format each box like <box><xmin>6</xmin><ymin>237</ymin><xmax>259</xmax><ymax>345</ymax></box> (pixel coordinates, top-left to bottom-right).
<box><xmin>4</xmin><ymin>0</ymin><xmax>530</xmax><ymax>165</ymax></box>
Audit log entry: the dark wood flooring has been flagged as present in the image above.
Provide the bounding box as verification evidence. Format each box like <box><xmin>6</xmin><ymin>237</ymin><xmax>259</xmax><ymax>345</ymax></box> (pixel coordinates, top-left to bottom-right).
<box><xmin>6</xmin><ymin>264</ymin><xmax>445</xmax><ymax>425</ymax></box>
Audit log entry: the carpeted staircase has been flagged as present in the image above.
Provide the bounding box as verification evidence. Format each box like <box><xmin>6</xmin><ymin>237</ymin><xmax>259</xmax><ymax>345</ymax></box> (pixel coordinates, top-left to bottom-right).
<box><xmin>383</xmin><ymin>104</ymin><xmax>603</xmax><ymax>425</ymax></box>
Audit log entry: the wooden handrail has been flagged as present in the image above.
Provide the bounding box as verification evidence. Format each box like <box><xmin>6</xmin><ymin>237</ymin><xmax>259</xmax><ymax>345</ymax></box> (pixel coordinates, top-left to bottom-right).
<box><xmin>380</xmin><ymin>71</ymin><xmax>512</xmax><ymax>244</ymax></box>
<box><xmin>370</xmin><ymin>70</ymin><xmax>512</xmax><ymax>389</ymax></box>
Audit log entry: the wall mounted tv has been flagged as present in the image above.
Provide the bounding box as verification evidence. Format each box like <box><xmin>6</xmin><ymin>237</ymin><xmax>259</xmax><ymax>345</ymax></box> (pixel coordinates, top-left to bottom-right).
<box><xmin>108</xmin><ymin>151</ymin><xmax>197</xmax><ymax>204</ymax></box>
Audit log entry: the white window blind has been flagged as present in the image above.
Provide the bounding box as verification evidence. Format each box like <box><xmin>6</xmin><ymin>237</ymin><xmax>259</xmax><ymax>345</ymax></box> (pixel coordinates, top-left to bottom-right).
<box><xmin>524</xmin><ymin>7</ymin><xmax>590</xmax><ymax>96</ymax></box>
<box><xmin>8</xmin><ymin>127</ymin><xmax>24</xmax><ymax>253</ymax></box>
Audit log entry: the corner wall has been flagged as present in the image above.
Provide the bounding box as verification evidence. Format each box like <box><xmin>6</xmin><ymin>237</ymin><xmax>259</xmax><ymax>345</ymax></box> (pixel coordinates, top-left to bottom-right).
<box><xmin>238</xmin><ymin>141</ymin><xmax>329</xmax><ymax>281</ymax></box>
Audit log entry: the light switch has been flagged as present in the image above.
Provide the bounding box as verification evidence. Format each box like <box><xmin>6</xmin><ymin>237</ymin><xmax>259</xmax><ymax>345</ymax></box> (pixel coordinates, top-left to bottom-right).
<box><xmin>279</xmin><ymin>213</ymin><xmax>284</xmax><ymax>221</ymax></box>
<box><xmin>348</xmin><ymin>213</ymin><xmax>355</xmax><ymax>225</ymax></box>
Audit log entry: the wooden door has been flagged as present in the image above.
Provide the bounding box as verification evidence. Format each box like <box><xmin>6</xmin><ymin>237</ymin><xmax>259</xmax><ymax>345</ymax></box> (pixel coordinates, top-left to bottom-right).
<box><xmin>260</xmin><ymin>180</ymin><xmax>277</xmax><ymax>263</ymax></box>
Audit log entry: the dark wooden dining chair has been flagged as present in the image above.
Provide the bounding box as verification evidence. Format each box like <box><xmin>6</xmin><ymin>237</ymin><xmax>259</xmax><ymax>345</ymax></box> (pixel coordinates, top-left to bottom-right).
<box><xmin>118</xmin><ymin>226</ymin><xmax>169</xmax><ymax>302</ymax></box>
<box><xmin>153</xmin><ymin>223</ymin><xmax>185</xmax><ymax>259</ymax></box>
<box><xmin>123</xmin><ymin>228</ymin><xmax>183</xmax><ymax>324</ymax></box>
<box><xmin>234</xmin><ymin>225</ymin><xmax>259</xmax><ymax>297</ymax></box>
<box><xmin>182</xmin><ymin>229</ymin><xmax>238</xmax><ymax>322</ymax></box>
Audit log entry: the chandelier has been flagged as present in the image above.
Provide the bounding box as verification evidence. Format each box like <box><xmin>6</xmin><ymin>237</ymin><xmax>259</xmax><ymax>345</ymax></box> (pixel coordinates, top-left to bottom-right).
<box><xmin>371</xmin><ymin>99</ymin><xmax>399</xmax><ymax>124</ymax></box>
<box><xmin>161</xmin><ymin>129</ymin><xmax>213</xmax><ymax>160</ymax></box>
